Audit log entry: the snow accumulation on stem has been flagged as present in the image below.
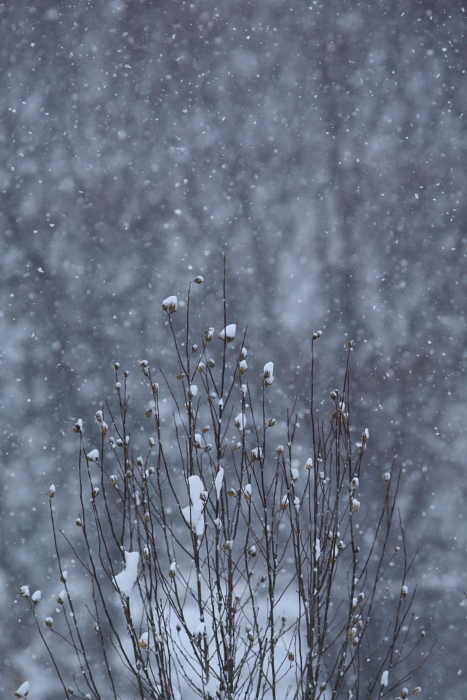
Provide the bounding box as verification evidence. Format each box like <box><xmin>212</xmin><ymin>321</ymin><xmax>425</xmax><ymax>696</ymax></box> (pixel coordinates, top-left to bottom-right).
<box><xmin>182</xmin><ymin>475</ymin><xmax>207</xmax><ymax>536</ymax></box>
<box><xmin>215</xmin><ymin>467</ymin><xmax>224</xmax><ymax>500</ymax></box>
<box><xmin>114</xmin><ymin>551</ymin><xmax>140</xmax><ymax>597</ymax></box>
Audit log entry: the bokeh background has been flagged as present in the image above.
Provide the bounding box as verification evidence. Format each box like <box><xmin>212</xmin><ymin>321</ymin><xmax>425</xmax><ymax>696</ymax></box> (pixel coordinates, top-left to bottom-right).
<box><xmin>1</xmin><ymin>0</ymin><xmax>466</xmax><ymax>697</ymax></box>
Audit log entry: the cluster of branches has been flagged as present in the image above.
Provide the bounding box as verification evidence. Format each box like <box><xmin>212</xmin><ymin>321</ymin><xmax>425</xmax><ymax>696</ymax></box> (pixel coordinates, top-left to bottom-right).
<box><xmin>19</xmin><ymin>275</ymin><xmax>432</xmax><ymax>700</ymax></box>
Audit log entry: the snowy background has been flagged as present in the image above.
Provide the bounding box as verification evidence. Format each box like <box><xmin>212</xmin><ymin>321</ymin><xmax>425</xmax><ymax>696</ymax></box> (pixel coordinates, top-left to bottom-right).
<box><xmin>1</xmin><ymin>0</ymin><xmax>466</xmax><ymax>697</ymax></box>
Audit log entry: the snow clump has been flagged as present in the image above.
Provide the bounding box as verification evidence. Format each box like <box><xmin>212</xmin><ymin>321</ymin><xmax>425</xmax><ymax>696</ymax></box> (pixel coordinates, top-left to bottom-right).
<box><xmin>218</xmin><ymin>324</ymin><xmax>236</xmax><ymax>342</ymax></box>
<box><xmin>162</xmin><ymin>296</ymin><xmax>178</xmax><ymax>314</ymax></box>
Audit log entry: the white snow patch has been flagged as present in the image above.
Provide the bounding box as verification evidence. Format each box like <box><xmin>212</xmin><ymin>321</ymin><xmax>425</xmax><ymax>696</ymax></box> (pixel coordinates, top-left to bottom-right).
<box><xmin>182</xmin><ymin>475</ymin><xmax>206</xmax><ymax>536</ymax></box>
<box><xmin>215</xmin><ymin>467</ymin><xmax>224</xmax><ymax>500</ymax></box>
<box><xmin>15</xmin><ymin>681</ymin><xmax>29</xmax><ymax>698</ymax></box>
<box><xmin>114</xmin><ymin>551</ymin><xmax>140</xmax><ymax>597</ymax></box>
<box><xmin>234</xmin><ymin>412</ymin><xmax>246</xmax><ymax>431</ymax></box>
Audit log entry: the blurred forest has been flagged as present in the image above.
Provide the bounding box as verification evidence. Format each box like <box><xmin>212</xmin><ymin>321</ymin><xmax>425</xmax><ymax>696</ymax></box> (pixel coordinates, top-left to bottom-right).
<box><xmin>1</xmin><ymin>0</ymin><xmax>466</xmax><ymax>697</ymax></box>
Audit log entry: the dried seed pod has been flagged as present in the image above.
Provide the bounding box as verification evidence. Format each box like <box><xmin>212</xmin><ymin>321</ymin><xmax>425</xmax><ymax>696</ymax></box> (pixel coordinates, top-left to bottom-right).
<box><xmin>161</xmin><ymin>296</ymin><xmax>178</xmax><ymax>314</ymax></box>
<box><xmin>31</xmin><ymin>590</ymin><xmax>41</xmax><ymax>605</ymax></box>
<box><xmin>14</xmin><ymin>681</ymin><xmax>30</xmax><ymax>699</ymax></box>
<box><xmin>251</xmin><ymin>447</ymin><xmax>263</xmax><ymax>461</ymax></box>
<box><xmin>242</xmin><ymin>484</ymin><xmax>252</xmax><ymax>501</ymax></box>
<box><xmin>263</xmin><ymin>362</ymin><xmax>274</xmax><ymax>386</ymax></box>
<box><xmin>138</xmin><ymin>632</ymin><xmax>149</xmax><ymax>649</ymax></box>
<box><xmin>218</xmin><ymin>324</ymin><xmax>236</xmax><ymax>342</ymax></box>
<box><xmin>351</xmin><ymin>498</ymin><xmax>360</xmax><ymax>513</ymax></box>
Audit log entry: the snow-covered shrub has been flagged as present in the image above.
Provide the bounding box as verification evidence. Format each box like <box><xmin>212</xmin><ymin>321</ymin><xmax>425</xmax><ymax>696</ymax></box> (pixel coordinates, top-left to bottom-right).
<box><xmin>20</xmin><ymin>275</ymin><xmax>432</xmax><ymax>700</ymax></box>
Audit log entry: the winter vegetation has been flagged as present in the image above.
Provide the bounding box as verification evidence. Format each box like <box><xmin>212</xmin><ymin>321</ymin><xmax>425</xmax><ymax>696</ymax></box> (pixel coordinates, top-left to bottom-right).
<box><xmin>19</xmin><ymin>276</ymin><xmax>432</xmax><ymax>699</ymax></box>
<box><xmin>3</xmin><ymin>1</ymin><xmax>467</xmax><ymax>698</ymax></box>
